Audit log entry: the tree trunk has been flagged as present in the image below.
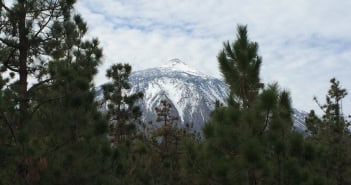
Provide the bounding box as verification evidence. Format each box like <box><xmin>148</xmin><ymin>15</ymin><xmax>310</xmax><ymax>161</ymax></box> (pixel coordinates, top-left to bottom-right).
<box><xmin>248</xmin><ymin>168</ymin><xmax>258</xmax><ymax>185</ymax></box>
<box><xmin>18</xmin><ymin>1</ymin><xmax>29</xmax><ymax>127</ymax></box>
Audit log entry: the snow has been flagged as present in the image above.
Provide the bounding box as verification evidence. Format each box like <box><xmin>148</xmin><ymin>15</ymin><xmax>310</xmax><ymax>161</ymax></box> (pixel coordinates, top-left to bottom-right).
<box><xmin>127</xmin><ymin>59</ymin><xmax>228</xmax><ymax>129</ymax></box>
<box><xmin>161</xmin><ymin>58</ymin><xmax>208</xmax><ymax>77</ymax></box>
<box><xmin>124</xmin><ymin>58</ymin><xmax>308</xmax><ymax>131</ymax></box>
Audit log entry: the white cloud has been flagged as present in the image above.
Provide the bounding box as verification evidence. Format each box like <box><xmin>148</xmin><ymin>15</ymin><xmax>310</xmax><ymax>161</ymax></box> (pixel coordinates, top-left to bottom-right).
<box><xmin>75</xmin><ymin>0</ymin><xmax>351</xmax><ymax>114</ymax></box>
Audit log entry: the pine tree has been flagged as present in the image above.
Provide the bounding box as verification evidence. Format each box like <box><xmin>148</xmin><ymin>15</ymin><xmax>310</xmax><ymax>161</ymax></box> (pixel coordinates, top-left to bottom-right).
<box><xmin>261</xmin><ymin>85</ymin><xmax>314</xmax><ymax>185</ymax></box>
<box><xmin>147</xmin><ymin>99</ymin><xmax>187</xmax><ymax>184</ymax></box>
<box><xmin>153</xmin><ymin>100</ymin><xmax>181</xmax><ymax>155</ymax></box>
<box><xmin>181</xmin><ymin>25</ymin><xmax>266</xmax><ymax>185</ymax></box>
<box><xmin>102</xmin><ymin>63</ymin><xmax>143</xmax><ymax>146</ymax></box>
<box><xmin>213</xmin><ymin>25</ymin><xmax>267</xmax><ymax>185</ymax></box>
<box><xmin>218</xmin><ymin>25</ymin><xmax>263</xmax><ymax>109</ymax></box>
<box><xmin>0</xmin><ymin>1</ymin><xmax>115</xmax><ymax>184</ymax></box>
<box><xmin>0</xmin><ymin>0</ymin><xmax>80</xmax><ymax>127</ymax></box>
<box><xmin>108</xmin><ymin>99</ymin><xmax>191</xmax><ymax>185</ymax></box>
<box><xmin>182</xmin><ymin>25</ymin><xmax>314</xmax><ymax>185</ymax></box>
<box><xmin>306</xmin><ymin>78</ymin><xmax>351</xmax><ymax>185</ymax></box>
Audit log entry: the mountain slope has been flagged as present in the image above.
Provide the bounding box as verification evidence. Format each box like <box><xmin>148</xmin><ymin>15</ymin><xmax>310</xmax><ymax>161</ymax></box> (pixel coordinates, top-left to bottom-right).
<box><xmin>128</xmin><ymin>59</ymin><xmax>228</xmax><ymax>130</ymax></box>
<box><xmin>127</xmin><ymin>58</ymin><xmax>307</xmax><ymax>132</ymax></box>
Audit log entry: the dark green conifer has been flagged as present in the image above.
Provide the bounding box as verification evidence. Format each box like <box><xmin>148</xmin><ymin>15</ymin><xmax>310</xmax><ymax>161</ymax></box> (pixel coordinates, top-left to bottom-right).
<box><xmin>218</xmin><ymin>25</ymin><xmax>263</xmax><ymax>109</ymax></box>
<box><xmin>0</xmin><ymin>1</ymin><xmax>114</xmax><ymax>184</ymax></box>
<box><xmin>102</xmin><ymin>63</ymin><xmax>143</xmax><ymax>146</ymax></box>
<box><xmin>182</xmin><ymin>25</ymin><xmax>313</xmax><ymax>185</ymax></box>
<box><xmin>306</xmin><ymin>78</ymin><xmax>351</xmax><ymax>185</ymax></box>
<box><xmin>148</xmin><ymin>99</ymin><xmax>187</xmax><ymax>185</ymax></box>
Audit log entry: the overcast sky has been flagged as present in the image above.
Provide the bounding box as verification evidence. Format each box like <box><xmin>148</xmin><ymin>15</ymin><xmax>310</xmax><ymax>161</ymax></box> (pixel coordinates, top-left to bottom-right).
<box><xmin>75</xmin><ymin>0</ymin><xmax>351</xmax><ymax>114</ymax></box>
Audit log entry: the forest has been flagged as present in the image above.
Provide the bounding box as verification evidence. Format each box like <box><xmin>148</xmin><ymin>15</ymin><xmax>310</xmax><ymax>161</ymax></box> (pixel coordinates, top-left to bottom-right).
<box><xmin>0</xmin><ymin>1</ymin><xmax>350</xmax><ymax>185</ymax></box>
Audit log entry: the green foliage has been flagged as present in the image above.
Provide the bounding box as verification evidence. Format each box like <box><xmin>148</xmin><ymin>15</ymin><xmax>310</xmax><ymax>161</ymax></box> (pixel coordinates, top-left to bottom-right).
<box><xmin>0</xmin><ymin>3</ymin><xmax>350</xmax><ymax>184</ymax></box>
<box><xmin>102</xmin><ymin>63</ymin><xmax>143</xmax><ymax>146</ymax></box>
<box><xmin>108</xmin><ymin>99</ymin><xmax>195</xmax><ymax>185</ymax></box>
<box><xmin>181</xmin><ymin>25</ymin><xmax>320</xmax><ymax>185</ymax></box>
<box><xmin>0</xmin><ymin>1</ymin><xmax>114</xmax><ymax>184</ymax></box>
<box><xmin>306</xmin><ymin>78</ymin><xmax>351</xmax><ymax>185</ymax></box>
<box><xmin>218</xmin><ymin>25</ymin><xmax>263</xmax><ymax>109</ymax></box>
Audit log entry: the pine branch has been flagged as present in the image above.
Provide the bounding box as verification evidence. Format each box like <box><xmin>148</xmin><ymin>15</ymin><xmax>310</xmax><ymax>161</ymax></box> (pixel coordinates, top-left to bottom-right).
<box><xmin>27</xmin><ymin>78</ymin><xmax>53</xmax><ymax>93</ymax></box>
<box><xmin>224</xmin><ymin>41</ymin><xmax>236</xmax><ymax>60</ymax></box>
<box><xmin>0</xmin><ymin>110</ymin><xmax>17</xmax><ymax>143</ymax></box>
<box><xmin>27</xmin><ymin>3</ymin><xmax>60</xmax><ymax>14</ymax></box>
<box><xmin>30</xmin><ymin>95</ymin><xmax>65</xmax><ymax>116</ymax></box>
<box><xmin>4</xmin><ymin>63</ymin><xmax>19</xmax><ymax>72</ymax></box>
<box><xmin>3</xmin><ymin>49</ymin><xmax>20</xmax><ymax>72</ymax></box>
<box><xmin>32</xmin><ymin>2</ymin><xmax>58</xmax><ymax>39</ymax></box>
<box><xmin>313</xmin><ymin>96</ymin><xmax>327</xmax><ymax>114</ymax></box>
<box><xmin>0</xmin><ymin>1</ymin><xmax>13</xmax><ymax>13</ymax></box>
<box><xmin>42</xmin><ymin>138</ymin><xmax>73</xmax><ymax>157</ymax></box>
<box><xmin>0</xmin><ymin>38</ymin><xmax>19</xmax><ymax>48</ymax></box>
<box><xmin>260</xmin><ymin>109</ymin><xmax>270</xmax><ymax>135</ymax></box>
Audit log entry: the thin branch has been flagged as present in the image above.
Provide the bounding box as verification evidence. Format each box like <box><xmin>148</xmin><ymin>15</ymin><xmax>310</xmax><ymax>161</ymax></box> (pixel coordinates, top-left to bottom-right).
<box><xmin>32</xmin><ymin>1</ymin><xmax>59</xmax><ymax>39</ymax></box>
<box><xmin>313</xmin><ymin>96</ymin><xmax>327</xmax><ymax>114</ymax></box>
<box><xmin>28</xmin><ymin>78</ymin><xmax>53</xmax><ymax>93</ymax></box>
<box><xmin>3</xmin><ymin>49</ymin><xmax>20</xmax><ymax>72</ymax></box>
<box><xmin>27</xmin><ymin>6</ymin><xmax>60</xmax><ymax>14</ymax></box>
<box><xmin>40</xmin><ymin>137</ymin><xmax>73</xmax><ymax>158</ymax></box>
<box><xmin>0</xmin><ymin>111</ymin><xmax>17</xmax><ymax>143</ymax></box>
<box><xmin>30</xmin><ymin>95</ymin><xmax>65</xmax><ymax>116</ymax></box>
<box><xmin>4</xmin><ymin>63</ymin><xmax>19</xmax><ymax>72</ymax></box>
<box><xmin>260</xmin><ymin>109</ymin><xmax>270</xmax><ymax>135</ymax></box>
<box><xmin>0</xmin><ymin>38</ymin><xmax>19</xmax><ymax>48</ymax></box>
<box><xmin>33</xmin><ymin>15</ymin><xmax>53</xmax><ymax>39</ymax></box>
<box><xmin>0</xmin><ymin>1</ymin><xmax>13</xmax><ymax>13</ymax></box>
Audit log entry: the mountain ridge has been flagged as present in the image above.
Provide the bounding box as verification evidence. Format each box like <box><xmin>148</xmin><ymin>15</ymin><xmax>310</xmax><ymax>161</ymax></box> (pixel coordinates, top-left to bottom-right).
<box><xmin>97</xmin><ymin>59</ymin><xmax>307</xmax><ymax>132</ymax></box>
<box><xmin>128</xmin><ymin>59</ymin><xmax>307</xmax><ymax>132</ymax></box>
<box><xmin>128</xmin><ymin>59</ymin><xmax>227</xmax><ymax>130</ymax></box>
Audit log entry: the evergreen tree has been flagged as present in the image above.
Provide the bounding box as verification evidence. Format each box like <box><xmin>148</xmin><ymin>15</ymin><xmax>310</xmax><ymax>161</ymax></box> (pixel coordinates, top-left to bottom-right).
<box><xmin>306</xmin><ymin>78</ymin><xmax>351</xmax><ymax>185</ymax></box>
<box><xmin>0</xmin><ymin>1</ymin><xmax>114</xmax><ymax>184</ymax></box>
<box><xmin>181</xmin><ymin>25</ymin><xmax>314</xmax><ymax>185</ymax></box>
<box><xmin>218</xmin><ymin>25</ymin><xmax>263</xmax><ymax>109</ymax></box>
<box><xmin>153</xmin><ymin>100</ymin><xmax>181</xmax><ymax>156</ymax></box>
<box><xmin>102</xmin><ymin>63</ymin><xmax>143</xmax><ymax>146</ymax></box>
<box><xmin>147</xmin><ymin>99</ymin><xmax>187</xmax><ymax>185</ymax></box>
<box><xmin>109</xmin><ymin>99</ymin><xmax>191</xmax><ymax>185</ymax></box>
<box><xmin>0</xmin><ymin>0</ymin><xmax>79</xmax><ymax>127</ymax></box>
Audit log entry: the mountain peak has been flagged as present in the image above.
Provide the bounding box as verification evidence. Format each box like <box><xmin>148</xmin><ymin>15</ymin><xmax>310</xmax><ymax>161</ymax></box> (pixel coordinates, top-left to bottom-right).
<box><xmin>169</xmin><ymin>58</ymin><xmax>186</xmax><ymax>65</ymax></box>
<box><xmin>163</xmin><ymin>58</ymin><xmax>188</xmax><ymax>67</ymax></box>
<box><xmin>162</xmin><ymin>58</ymin><xmax>203</xmax><ymax>76</ymax></box>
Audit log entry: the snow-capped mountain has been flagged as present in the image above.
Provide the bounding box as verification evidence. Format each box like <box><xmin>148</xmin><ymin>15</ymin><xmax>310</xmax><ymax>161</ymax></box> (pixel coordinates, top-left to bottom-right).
<box><xmin>128</xmin><ymin>58</ymin><xmax>228</xmax><ymax>131</ymax></box>
<box><xmin>126</xmin><ymin>58</ymin><xmax>308</xmax><ymax>132</ymax></box>
<box><xmin>292</xmin><ymin>109</ymin><xmax>308</xmax><ymax>132</ymax></box>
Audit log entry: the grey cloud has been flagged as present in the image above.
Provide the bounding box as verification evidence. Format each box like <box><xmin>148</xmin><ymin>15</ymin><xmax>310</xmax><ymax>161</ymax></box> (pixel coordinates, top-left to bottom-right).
<box><xmin>75</xmin><ymin>0</ymin><xmax>351</xmax><ymax>114</ymax></box>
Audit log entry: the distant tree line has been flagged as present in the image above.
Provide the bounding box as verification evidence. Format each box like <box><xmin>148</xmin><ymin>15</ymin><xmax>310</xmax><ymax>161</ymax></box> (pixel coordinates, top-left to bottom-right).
<box><xmin>0</xmin><ymin>1</ymin><xmax>350</xmax><ymax>185</ymax></box>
